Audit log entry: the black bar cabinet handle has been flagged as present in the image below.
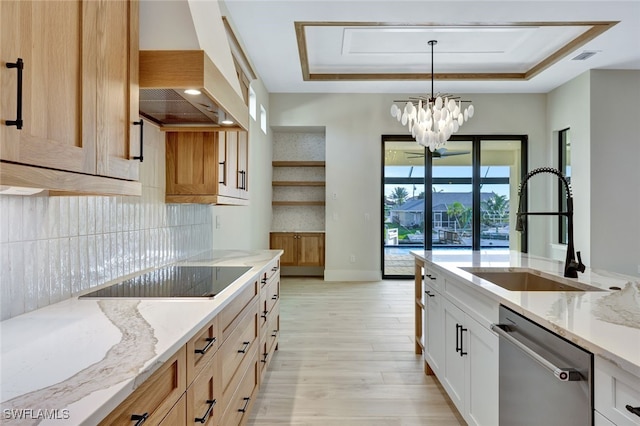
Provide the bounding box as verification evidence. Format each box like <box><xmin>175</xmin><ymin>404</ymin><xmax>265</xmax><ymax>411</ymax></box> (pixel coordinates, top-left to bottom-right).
<box><xmin>194</xmin><ymin>337</ymin><xmax>216</xmax><ymax>355</ymax></box>
<box><xmin>261</xmin><ymin>310</ymin><xmax>268</xmax><ymax>319</ymax></box>
<box><xmin>425</xmin><ymin>290</ymin><xmax>435</xmax><ymax>298</ymax></box>
<box><xmin>219</xmin><ymin>161</ymin><xmax>227</xmax><ymax>185</ymax></box>
<box><xmin>261</xmin><ymin>352</ymin><xmax>268</xmax><ymax>363</ymax></box>
<box><xmin>455</xmin><ymin>324</ymin><xmax>461</xmax><ymax>353</ymax></box>
<box><xmin>133</xmin><ymin>120</ymin><xmax>144</xmax><ymax>162</ymax></box>
<box><xmin>237</xmin><ymin>341</ymin><xmax>250</xmax><ymax>353</ymax></box>
<box><xmin>5</xmin><ymin>58</ymin><xmax>24</xmax><ymax>129</ymax></box>
<box><xmin>627</xmin><ymin>405</ymin><xmax>640</xmax><ymax>417</ymax></box>
<box><xmin>130</xmin><ymin>412</ymin><xmax>148</xmax><ymax>426</ymax></box>
<box><xmin>272</xmin><ymin>294</ymin><xmax>278</xmax><ymax>300</ymax></box>
<box><xmin>460</xmin><ymin>326</ymin><xmax>468</xmax><ymax>356</ymax></box>
<box><xmin>195</xmin><ymin>399</ymin><xmax>216</xmax><ymax>423</ymax></box>
<box><xmin>238</xmin><ymin>397</ymin><xmax>251</xmax><ymax>413</ymax></box>
<box><xmin>271</xmin><ymin>330</ymin><xmax>278</xmax><ymax>338</ymax></box>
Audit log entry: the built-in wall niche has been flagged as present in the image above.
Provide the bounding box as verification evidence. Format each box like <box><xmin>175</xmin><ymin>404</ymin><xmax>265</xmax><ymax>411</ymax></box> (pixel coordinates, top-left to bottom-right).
<box><xmin>271</xmin><ymin>130</ymin><xmax>326</xmax><ymax>232</ymax></box>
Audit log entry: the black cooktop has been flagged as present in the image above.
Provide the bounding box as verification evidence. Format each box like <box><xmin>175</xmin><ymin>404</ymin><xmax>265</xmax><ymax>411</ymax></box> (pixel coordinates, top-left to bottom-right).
<box><xmin>79</xmin><ymin>266</ymin><xmax>251</xmax><ymax>298</ymax></box>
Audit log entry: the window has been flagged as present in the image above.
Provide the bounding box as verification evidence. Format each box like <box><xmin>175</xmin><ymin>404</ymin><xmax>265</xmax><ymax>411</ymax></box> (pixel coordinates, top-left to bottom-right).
<box><xmin>249</xmin><ymin>87</ymin><xmax>257</xmax><ymax>120</ymax></box>
<box><xmin>558</xmin><ymin>128</ymin><xmax>571</xmax><ymax>244</ymax></box>
<box><xmin>260</xmin><ymin>104</ymin><xmax>267</xmax><ymax>134</ymax></box>
<box><xmin>381</xmin><ymin>134</ymin><xmax>527</xmax><ymax>278</ymax></box>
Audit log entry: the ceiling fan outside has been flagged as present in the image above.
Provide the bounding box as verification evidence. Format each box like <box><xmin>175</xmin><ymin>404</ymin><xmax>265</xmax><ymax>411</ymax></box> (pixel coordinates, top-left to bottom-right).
<box><xmin>405</xmin><ymin>147</ymin><xmax>471</xmax><ymax>159</ymax></box>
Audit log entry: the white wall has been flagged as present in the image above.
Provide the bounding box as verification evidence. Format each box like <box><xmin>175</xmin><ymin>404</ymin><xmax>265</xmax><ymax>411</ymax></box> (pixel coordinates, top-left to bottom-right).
<box><xmin>270</xmin><ymin>93</ymin><xmax>548</xmax><ymax>280</ymax></box>
<box><xmin>211</xmin><ymin>77</ymin><xmax>273</xmax><ymax>250</ymax></box>
<box><xmin>589</xmin><ymin>70</ymin><xmax>640</xmax><ymax>276</ymax></box>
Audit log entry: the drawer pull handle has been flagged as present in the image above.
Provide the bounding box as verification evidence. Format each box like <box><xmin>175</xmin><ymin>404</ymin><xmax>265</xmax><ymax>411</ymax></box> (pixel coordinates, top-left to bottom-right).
<box><xmin>130</xmin><ymin>413</ymin><xmax>148</xmax><ymax>426</ymax></box>
<box><xmin>261</xmin><ymin>310</ymin><xmax>268</xmax><ymax>319</ymax></box>
<box><xmin>425</xmin><ymin>290</ymin><xmax>435</xmax><ymax>298</ymax></box>
<box><xmin>627</xmin><ymin>405</ymin><xmax>640</xmax><ymax>417</ymax></box>
<box><xmin>5</xmin><ymin>58</ymin><xmax>24</xmax><ymax>129</ymax></box>
<box><xmin>194</xmin><ymin>337</ymin><xmax>217</xmax><ymax>355</ymax></box>
<box><xmin>133</xmin><ymin>120</ymin><xmax>144</xmax><ymax>162</ymax></box>
<box><xmin>272</xmin><ymin>294</ymin><xmax>278</xmax><ymax>300</ymax></box>
<box><xmin>195</xmin><ymin>399</ymin><xmax>217</xmax><ymax>423</ymax></box>
<box><xmin>459</xmin><ymin>326</ymin><xmax>468</xmax><ymax>356</ymax></box>
<box><xmin>238</xmin><ymin>397</ymin><xmax>251</xmax><ymax>413</ymax></box>
<box><xmin>271</xmin><ymin>330</ymin><xmax>278</xmax><ymax>337</ymax></box>
<box><xmin>261</xmin><ymin>352</ymin><xmax>268</xmax><ymax>363</ymax></box>
<box><xmin>455</xmin><ymin>324</ymin><xmax>461</xmax><ymax>353</ymax></box>
<box><xmin>238</xmin><ymin>341</ymin><xmax>250</xmax><ymax>353</ymax></box>
<box><xmin>426</xmin><ymin>274</ymin><xmax>437</xmax><ymax>280</ymax></box>
<box><xmin>261</xmin><ymin>277</ymin><xmax>267</xmax><ymax>285</ymax></box>
<box><xmin>272</xmin><ymin>266</ymin><xmax>278</xmax><ymax>272</ymax></box>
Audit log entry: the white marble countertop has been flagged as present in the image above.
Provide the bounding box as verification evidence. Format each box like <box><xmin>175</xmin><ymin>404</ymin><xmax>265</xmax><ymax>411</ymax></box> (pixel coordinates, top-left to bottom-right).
<box><xmin>0</xmin><ymin>249</ymin><xmax>282</xmax><ymax>426</ymax></box>
<box><xmin>411</xmin><ymin>249</ymin><xmax>640</xmax><ymax>377</ymax></box>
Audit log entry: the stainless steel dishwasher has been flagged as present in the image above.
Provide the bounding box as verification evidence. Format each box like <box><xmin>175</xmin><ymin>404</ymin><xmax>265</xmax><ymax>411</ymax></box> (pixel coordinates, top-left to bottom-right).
<box><xmin>492</xmin><ymin>305</ymin><xmax>593</xmax><ymax>425</ymax></box>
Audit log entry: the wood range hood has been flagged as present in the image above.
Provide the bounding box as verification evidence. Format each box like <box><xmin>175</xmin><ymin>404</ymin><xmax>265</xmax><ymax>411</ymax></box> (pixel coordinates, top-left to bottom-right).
<box><xmin>139</xmin><ymin>50</ymin><xmax>249</xmax><ymax>131</ymax></box>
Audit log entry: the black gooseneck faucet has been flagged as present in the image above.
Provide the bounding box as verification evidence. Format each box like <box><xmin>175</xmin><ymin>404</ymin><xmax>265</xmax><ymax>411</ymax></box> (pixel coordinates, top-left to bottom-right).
<box><xmin>515</xmin><ymin>167</ymin><xmax>586</xmax><ymax>278</ymax></box>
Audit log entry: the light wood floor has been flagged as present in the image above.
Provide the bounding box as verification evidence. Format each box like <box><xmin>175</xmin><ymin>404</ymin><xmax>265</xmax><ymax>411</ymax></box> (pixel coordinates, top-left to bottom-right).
<box><xmin>247</xmin><ymin>277</ymin><xmax>465</xmax><ymax>426</ymax></box>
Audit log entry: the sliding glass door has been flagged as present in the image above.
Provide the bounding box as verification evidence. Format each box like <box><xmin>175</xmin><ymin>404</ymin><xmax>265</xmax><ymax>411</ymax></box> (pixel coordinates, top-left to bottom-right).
<box><xmin>382</xmin><ymin>135</ymin><xmax>527</xmax><ymax>278</ymax></box>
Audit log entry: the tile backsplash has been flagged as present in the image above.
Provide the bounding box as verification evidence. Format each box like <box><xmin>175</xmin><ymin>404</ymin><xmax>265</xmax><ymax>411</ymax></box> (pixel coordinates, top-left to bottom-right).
<box><xmin>0</xmin><ymin>122</ymin><xmax>213</xmax><ymax>320</ymax></box>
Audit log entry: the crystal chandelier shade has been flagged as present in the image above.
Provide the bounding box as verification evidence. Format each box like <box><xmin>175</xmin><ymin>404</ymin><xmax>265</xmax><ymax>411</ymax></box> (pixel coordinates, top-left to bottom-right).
<box><xmin>390</xmin><ymin>40</ymin><xmax>475</xmax><ymax>152</ymax></box>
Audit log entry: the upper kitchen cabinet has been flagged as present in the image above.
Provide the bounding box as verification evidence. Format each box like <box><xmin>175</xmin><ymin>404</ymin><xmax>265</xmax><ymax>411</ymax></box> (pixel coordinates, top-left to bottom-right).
<box><xmin>0</xmin><ymin>0</ymin><xmax>141</xmax><ymax>196</ymax></box>
<box><xmin>166</xmin><ymin>130</ymin><xmax>249</xmax><ymax>205</ymax></box>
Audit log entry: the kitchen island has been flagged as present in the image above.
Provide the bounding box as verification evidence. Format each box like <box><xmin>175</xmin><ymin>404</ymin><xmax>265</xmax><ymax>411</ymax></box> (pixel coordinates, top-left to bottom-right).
<box><xmin>412</xmin><ymin>249</ymin><xmax>640</xmax><ymax>426</ymax></box>
<box><xmin>0</xmin><ymin>249</ymin><xmax>282</xmax><ymax>425</ymax></box>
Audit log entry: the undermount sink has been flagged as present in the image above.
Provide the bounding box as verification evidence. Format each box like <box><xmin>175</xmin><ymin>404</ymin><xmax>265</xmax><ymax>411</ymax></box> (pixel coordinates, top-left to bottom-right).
<box><xmin>461</xmin><ymin>268</ymin><xmax>604</xmax><ymax>292</ymax></box>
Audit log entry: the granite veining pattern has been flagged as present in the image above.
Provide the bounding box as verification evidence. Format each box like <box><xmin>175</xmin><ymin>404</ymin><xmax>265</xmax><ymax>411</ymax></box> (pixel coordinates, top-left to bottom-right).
<box><xmin>412</xmin><ymin>249</ymin><xmax>640</xmax><ymax>377</ymax></box>
<box><xmin>0</xmin><ymin>249</ymin><xmax>282</xmax><ymax>425</ymax></box>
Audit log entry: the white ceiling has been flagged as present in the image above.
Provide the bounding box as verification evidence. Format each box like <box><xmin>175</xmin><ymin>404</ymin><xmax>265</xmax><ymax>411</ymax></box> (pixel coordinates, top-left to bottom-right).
<box><xmin>221</xmin><ymin>0</ymin><xmax>640</xmax><ymax>94</ymax></box>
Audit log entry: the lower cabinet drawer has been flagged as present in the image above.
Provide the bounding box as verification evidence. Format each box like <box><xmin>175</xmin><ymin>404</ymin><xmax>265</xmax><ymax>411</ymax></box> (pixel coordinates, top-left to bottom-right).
<box><xmin>99</xmin><ymin>347</ymin><xmax>186</xmax><ymax>426</ymax></box>
<box><xmin>260</xmin><ymin>278</ymin><xmax>280</xmax><ymax>331</ymax></box>
<box><xmin>220</xmin><ymin>301</ymin><xmax>258</xmax><ymax>393</ymax></box>
<box><xmin>186</xmin><ymin>315</ymin><xmax>219</xmax><ymax>384</ymax></box>
<box><xmin>186</xmin><ymin>353</ymin><xmax>221</xmax><ymax>426</ymax></box>
<box><xmin>220</xmin><ymin>346</ymin><xmax>259</xmax><ymax>426</ymax></box>
<box><xmin>595</xmin><ymin>356</ymin><xmax>640</xmax><ymax>425</ymax></box>
<box><xmin>220</xmin><ymin>280</ymin><xmax>259</xmax><ymax>343</ymax></box>
<box><xmin>159</xmin><ymin>395</ymin><xmax>187</xmax><ymax>426</ymax></box>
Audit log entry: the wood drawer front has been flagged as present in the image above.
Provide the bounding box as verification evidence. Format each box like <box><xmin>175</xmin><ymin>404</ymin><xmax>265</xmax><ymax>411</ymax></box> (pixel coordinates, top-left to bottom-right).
<box><xmin>186</xmin><ymin>354</ymin><xmax>221</xmax><ymax>426</ymax></box>
<box><xmin>186</xmin><ymin>316</ymin><xmax>219</xmax><ymax>384</ymax></box>
<box><xmin>158</xmin><ymin>395</ymin><xmax>186</xmax><ymax>426</ymax></box>
<box><xmin>220</xmin><ymin>346</ymin><xmax>259</xmax><ymax>426</ymax></box>
<box><xmin>595</xmin><ymin>356</ymin><xmax>640</xmax><ymax>425</ymax></box>
<box><xmin>99</xmin><ymin>347</ymin><xmax>186</xmax><ymax>426</ymax></box>
<box><xmin>262</xmin><ymin>260</ymin><xmax>280</xmax><ymax>288</ymax></box>
<box><xmin>265</xmin><ymin>300</ymin><xmax>280</xmax><ymax>355</ymax></box>
<box><xmin>220</xmin><ymin>301</ymin><xmax>259</xmax><ymax>393</ymax></box>
<box><xmin>260</xmin><ymin>278</ymin><xmax>280</xmax><ymax>330</ymax></box>
<box><xmin>220</xmin><ymin>279</ymin><xmax>259</xmax><ymax>343</ymax></box>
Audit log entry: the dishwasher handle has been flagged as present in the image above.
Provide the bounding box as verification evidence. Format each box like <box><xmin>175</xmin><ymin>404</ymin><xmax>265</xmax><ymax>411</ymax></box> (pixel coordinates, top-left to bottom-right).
<box><xmin>491</xmin><ymin>323</ymin><xmax>583</xmax><ymax>382</ymax></box>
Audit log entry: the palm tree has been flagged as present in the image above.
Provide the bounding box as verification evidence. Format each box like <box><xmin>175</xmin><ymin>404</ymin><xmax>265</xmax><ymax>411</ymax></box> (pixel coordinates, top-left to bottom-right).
<box><xmin>390</xmin><ymin>187</ymin><xmax>409</xmax><ymax>206</ymax></box>
<box><xmin>481</xmin><ymin>193</ymin><xmax>509</xmax><ymax>232</ymax></box>
<box><xmin>446</xmin><ymin>201</ymin><xmax>472</xmax><ymax>232</ymax></box>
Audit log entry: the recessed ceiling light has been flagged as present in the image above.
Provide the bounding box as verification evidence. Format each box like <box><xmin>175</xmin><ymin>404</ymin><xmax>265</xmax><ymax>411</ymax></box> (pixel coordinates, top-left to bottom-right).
<box><xmin>184</xmin><ymin>89</ymin><xmax>201</xmax><ymax>95</ymax></box>
<box><xmin>221</xmin><ymin>119</ymin><xmax>234</xmax><ymax>125</ymax></box>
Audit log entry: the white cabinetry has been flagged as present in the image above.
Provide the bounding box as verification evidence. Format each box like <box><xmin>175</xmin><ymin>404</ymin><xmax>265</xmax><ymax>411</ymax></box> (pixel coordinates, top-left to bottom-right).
<box><xmin>421</xmin><ymin>263</ymin><xmax>498</xmax><ymax>426</ymax></box>
<box><xmin>595</xmin><ymin>356</ymin><xmax>640</xmax><ymax>425</ymax></box>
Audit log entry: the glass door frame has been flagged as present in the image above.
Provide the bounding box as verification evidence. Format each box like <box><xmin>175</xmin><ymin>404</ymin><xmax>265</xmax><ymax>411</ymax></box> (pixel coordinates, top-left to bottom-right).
<box><xmin>381</xmin><ymin>134</ymin><xmax>528</xmax><ymax>278</ymax></box>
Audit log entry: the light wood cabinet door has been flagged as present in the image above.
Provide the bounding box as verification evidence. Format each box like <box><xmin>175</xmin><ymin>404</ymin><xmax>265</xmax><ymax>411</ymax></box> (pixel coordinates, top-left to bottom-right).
<box><xmin>1</xmin><ymin>0</ymin><xmax>139</xmax><ymax>181</ymax></box>
<box><xmin>94</xmin><ymin>0</ymin><xmax>140</xmax><ymax>181</ymax></box>
<box><xmin>297</xmin><ymin>233</ymin><xmax>325</xmax><ymax>266</ymax></box>
<box><xmin>1</xmin><ymin>0</ymin><xmax>94</xmax><ymax>174</ymax></box>
<box><xmin>270</xmin><ymin>233</ymin><xmax>297</xmax><ymax>266</ymax></box>
<box><xmin>165</xmin><ymin>130</ymin><xmax>249</xmax><ymax>204</ymax></box>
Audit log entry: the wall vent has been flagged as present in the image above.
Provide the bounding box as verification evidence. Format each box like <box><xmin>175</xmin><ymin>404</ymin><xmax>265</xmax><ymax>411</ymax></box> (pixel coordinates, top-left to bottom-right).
<box><xmin>572</xmin><ymin>51</ymin><xmax>599</xmax><ymax>61</ymax></box>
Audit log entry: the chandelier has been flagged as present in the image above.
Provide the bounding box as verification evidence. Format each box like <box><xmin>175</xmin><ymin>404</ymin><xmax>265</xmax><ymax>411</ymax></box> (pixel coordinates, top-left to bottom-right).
<box><xmin>390</xmin><ymin>40</ymin><xmax>475</xmax><ymax>152</ymax></box>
